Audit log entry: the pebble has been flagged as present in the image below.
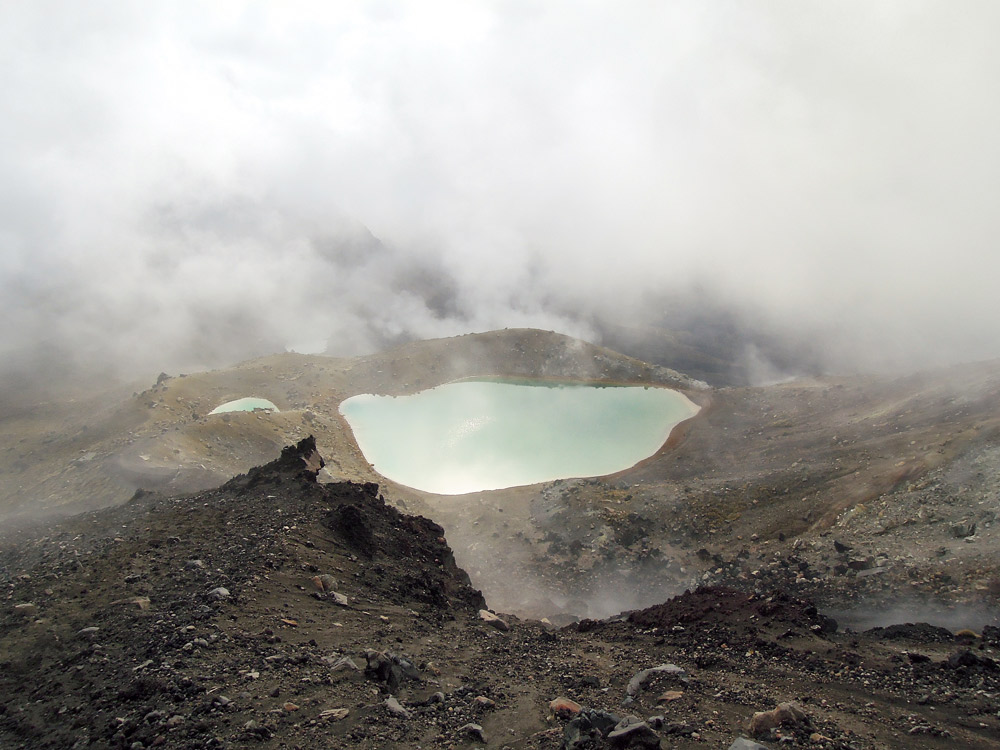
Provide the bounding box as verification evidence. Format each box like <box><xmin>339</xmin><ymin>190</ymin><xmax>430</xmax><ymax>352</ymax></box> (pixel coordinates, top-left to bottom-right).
<box><xmin>730</xmin><ymin>739</ymin><xmax>771</xmax><ymax>750</ymax></box>
<box><xmin>318</xmin><ymin>707</ymin><xmax>349</xmax><ymax>721</ymax></box>
<box><xmin>207</xmin><ymin>587</ymin><xmax>230</xmax><ymax>600</ymax></box>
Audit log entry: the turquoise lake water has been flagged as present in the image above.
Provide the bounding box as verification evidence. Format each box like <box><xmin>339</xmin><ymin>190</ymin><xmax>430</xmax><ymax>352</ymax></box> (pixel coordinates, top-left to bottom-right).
<box><xmin>339</xmin><ymin>380</ymin><xmax>700</xmax><ymax>495</ymax></box>
<box><xmin>208</xmin><ymin>397</ymin><xmax>279</xmax><ymax>415</ymax></box>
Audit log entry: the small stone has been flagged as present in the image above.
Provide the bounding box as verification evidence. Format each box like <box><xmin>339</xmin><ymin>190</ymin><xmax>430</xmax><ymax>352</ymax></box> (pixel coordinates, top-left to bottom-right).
<box><xmin>326</xmin><ymin>655</ymin><xmax>360</xmax><ymax>671</ymax></box>
<box><xmin>473</xmin><ymin>695</ymin><xmax>496</xmax><ymax>708</ymax></box>
<box><xmin>331</xmin><ymin>592</ymin><xmax>349</xmax><ymax>606</ymax></box>
<box><xmin>478</xmin><ymin>609</ymin><xmax>510</xmax><ymax>631</ymax></box>
<box><xmin>459</xmin><ymin>723</ymin><xmax>487</xmax><ymax>743</ymax></box>
<box><xmin>283</xmin><ymin>702</ymin><xmax>299</xmax><ymax>712</ymax></box>
<box><xmin>311</xmin><ymin>574</ymin><xmax>337</xmax><ymax>592</ymax></box>
<box><xmin>626</xmin><ymin>664</ymin><xmax>687</xmax><ymax>697</ymax></box>
<box><xmin>549</xmin><ymin>696</ymin><xmax>582</xmax><ymax>719</ymax></box>
<box><xmin>77</xmin><ymin>626</ymin><xmax>100</xmax><ymax>637</ymax></box>
<box><xmin>951</xmin><ymin>522</ymin><xmax>976</xmax><ymax>538</ymax></box>
<box><xmin>657</xmin><ymin>690</ymin><xmax>684</xmax><ymax>703</ymax></box>
<box><xmin>208</xmin><ymin>587</ymin><xmax>230</xmax><ymax>601</ymax></box>
<box><xmin>384</xmin><ymin>696</ymin><xmax>410</xmax><ymax>718</ymax></box>
<box><xmin>564</xmin><ymin>709</ymin><xmax>622</xmax><ymax>750</ymax></box>
<box><xmin>607</xmin><ymin>716</ymin><xmax>660</xmax><ymax>748</ymax></box>
<box><xmin>749</xmin><ymin>702</ymin><xmax>807</xmax><ymax>736</ymax></box>
<box><xmin>13</xmin><ymin>603</ymin><xmax>37</xmax><ymax>616</ymax></box>
<box><xmin>318</xmin><ymin>708</ymin><xmax>349</xmax><ymax>721</ymax></box>
<box><xmin>729</xmin><ymin>739</ymin><xmax>770</xmax><ymax>750</ymax></box>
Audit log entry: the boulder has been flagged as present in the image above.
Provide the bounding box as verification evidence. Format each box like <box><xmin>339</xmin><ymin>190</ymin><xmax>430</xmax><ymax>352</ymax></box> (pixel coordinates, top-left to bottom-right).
<box><xmin>479</xmin><ymin>609</ymin><xmax>510</xmax><ymax>631</ymax></box>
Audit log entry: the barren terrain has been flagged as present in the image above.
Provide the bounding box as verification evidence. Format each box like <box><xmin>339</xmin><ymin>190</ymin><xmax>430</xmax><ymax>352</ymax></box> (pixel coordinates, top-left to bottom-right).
<box><xmin>3</xmin><ymin>329</ymin><xmax>1000</xmax><ymax>747</ymax></box>
<box><xmin>2</xmin><ymin>439</ymin><xmax>999</xmax><ymax>749</ymax></box>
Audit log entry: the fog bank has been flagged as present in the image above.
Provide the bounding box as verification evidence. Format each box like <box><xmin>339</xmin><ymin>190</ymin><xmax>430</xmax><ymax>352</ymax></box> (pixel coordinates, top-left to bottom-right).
<box><xmin>2</xmin><ymin>2</ymin><xmax>999</xmax><ymax>385</ymax></box>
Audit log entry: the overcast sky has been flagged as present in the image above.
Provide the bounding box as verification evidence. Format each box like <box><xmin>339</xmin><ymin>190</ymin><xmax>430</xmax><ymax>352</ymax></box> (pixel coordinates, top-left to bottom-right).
<box><xmin>2</xmin><ymin>1</ymin><xmax>999</xmax><ymax>379</ymax></box>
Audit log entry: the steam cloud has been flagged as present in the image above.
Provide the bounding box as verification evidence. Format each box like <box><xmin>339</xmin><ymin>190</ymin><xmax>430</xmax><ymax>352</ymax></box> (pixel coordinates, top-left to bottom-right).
<box><xmin>2</xmin><ymin>2</ymin><xmax>999</xmax><ymax>384</ymax></box>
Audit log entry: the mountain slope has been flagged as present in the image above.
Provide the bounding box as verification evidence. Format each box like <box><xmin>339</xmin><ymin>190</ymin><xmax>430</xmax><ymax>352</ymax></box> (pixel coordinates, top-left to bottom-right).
<box><xmin>2</xmin><ymin>438</ymin><xmax>999</xmax><ymax>749</ymax></box>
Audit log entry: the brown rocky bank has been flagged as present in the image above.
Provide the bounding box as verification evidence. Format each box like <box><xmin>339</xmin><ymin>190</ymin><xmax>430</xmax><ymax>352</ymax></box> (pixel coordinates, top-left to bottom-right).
<box><xmin>2</xmin><ymin>438</ymin><xmax>999</xmax><ymax>749</ymax></box>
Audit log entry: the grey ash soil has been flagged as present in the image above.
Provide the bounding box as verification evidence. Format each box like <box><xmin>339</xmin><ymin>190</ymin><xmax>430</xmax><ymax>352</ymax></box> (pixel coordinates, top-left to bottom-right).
<box><xmin>2</xmin><ymin>439</ymin><xmax>1000</xmax><ymax>749</ymax></box>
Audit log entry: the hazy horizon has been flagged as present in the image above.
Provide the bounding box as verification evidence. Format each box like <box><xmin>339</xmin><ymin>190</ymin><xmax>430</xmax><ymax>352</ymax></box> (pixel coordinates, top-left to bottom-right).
<box><xmin>3</xmin><ymin>2</ymin><xmax>999</xmax><ymax>386</ymax></box>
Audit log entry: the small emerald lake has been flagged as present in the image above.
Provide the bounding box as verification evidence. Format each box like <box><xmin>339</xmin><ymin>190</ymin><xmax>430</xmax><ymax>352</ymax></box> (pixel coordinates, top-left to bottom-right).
<box><xmin>339</xmin><ymin>379</ymin><xmax>699</xmax><ymax>495</ymax></box>
<box><xmin>208</xmin><ymin>397</ymin><xmax>279</xmax><ymax>415</ymax></box>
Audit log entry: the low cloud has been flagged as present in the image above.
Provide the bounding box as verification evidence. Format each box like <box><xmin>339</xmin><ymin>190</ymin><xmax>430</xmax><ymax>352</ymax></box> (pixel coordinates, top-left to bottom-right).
<box><xmin>2</xmin><ymin>2</ymin><xmax>999</xmax><ymax>385</ymax></box>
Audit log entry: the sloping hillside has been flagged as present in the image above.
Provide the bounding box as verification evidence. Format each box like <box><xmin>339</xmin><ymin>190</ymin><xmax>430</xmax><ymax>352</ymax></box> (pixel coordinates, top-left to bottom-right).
<box><xmin>2</xmin><ymin>439</ymin><xmax>998</xmax><ymax>749</ymax></box>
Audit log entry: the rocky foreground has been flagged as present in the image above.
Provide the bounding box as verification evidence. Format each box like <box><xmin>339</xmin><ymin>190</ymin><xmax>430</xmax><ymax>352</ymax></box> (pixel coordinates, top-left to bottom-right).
<box><xmin>2</xmin><ymin>439</ymin><xmax>999</xmax><ymax>749</ymax></box>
